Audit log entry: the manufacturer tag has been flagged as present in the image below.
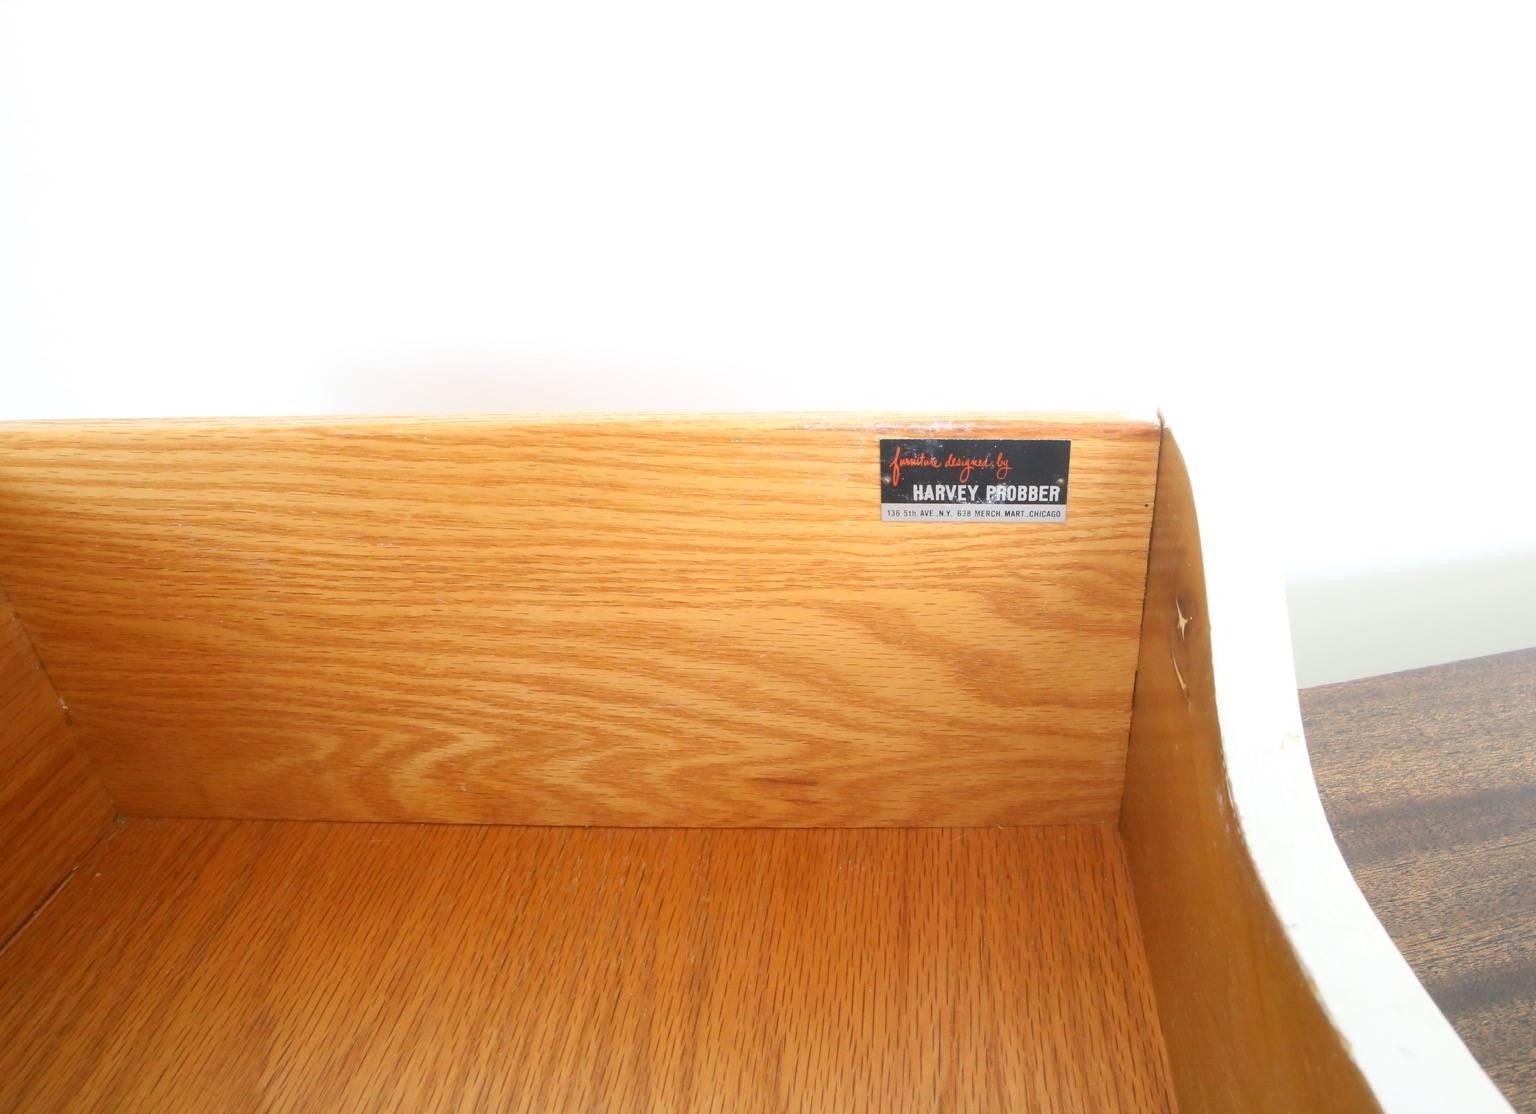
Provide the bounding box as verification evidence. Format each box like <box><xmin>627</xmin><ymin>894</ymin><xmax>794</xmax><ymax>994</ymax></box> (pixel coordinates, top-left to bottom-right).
<box><xmin>880</xmin><ymin>438</ymin><xmax>1070</xmax><ymax>522</ymax></box>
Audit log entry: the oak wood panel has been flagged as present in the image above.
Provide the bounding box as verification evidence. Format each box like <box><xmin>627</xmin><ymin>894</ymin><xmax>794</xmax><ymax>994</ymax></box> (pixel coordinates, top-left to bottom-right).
<box><xmin>0</xmin><ymin>819</ymin><xmax>1175</xmax><ymax>1113</ymax></box>
<box><xmin>1119</xmin><ymin>426</ymin><xmax>1510</xmax><ymax>1114</ymax></box>
<box><xmin>1304</xmin><ymin>649</ymin><xmax>1536</xmax><ymax>1113</ymax></box>
<box><xmin>0</xmin><ymin>588</ymin><xmax>114</xmax><ymax>946</ymax></box>
<box><xmin>0</xmin><ymin>413</ymin><xmax>1159</xmax><ymax>825</ymax></box>
<box><xmin>1122</xmin><ymin>429</ymin><xmax>1369</xmax><ymax>1113</ymax></box>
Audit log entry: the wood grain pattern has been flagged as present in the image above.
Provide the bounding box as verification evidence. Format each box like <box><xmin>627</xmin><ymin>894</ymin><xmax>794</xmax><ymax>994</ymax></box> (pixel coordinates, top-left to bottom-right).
<box><xmin>1304</xmin><ymin>648</ymin><xmax>1536</xmax><ymax>1113</ymax></box>
<box><xmin>1121</xmin><ymin>429</ymin><xmax>1370</xmax><ymax>1113</ymax></box>
<box><xmin>0</xmin><ymin>413</ymin><xmax>1158</xmax><ymax>826</ymax></box>
<box><xmin>0</xmin><ymin>587</ymin><xmax>114</xmax><ymax>946</ymax></box>
<box><xmin>0</xmin><ymin>819</ymin><xmax>1175</xmax><ymax>1113</ymax></box>
<box><xmin>1119</xmin><ymin>425</ymin><xmax>1509</xmax><ymax>1114</ymax></box>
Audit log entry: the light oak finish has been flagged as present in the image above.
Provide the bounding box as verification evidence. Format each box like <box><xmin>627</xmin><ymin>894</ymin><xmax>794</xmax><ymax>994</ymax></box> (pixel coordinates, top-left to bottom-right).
<box><xmin>0</xmin><ymin>413</ymin><xmax>1158</xmax><ymax>826</ymax></box>
<box><xmin>0</xmin><ymin>588</ymin><xmax>114</xmax><ymax>946</ymax></box>
<box><xmin>1120</xmin><ymin>425</ymin><xmax>1511</xmax><ymax>1113</ymax></box>
<box><xmin>0</xmin><ymin>408</ymin><xmax>1513</xmax><ymax>1114</ymax></box>
<box><xmin>0</xmin><ymin>819</ymin><xmax>1175</xmax><ymax>1113</ymax></box>
<box><xmin>1120</xmin><ymin>428</ymin><xmax>1370</xmax><ymax>1112</ymax></box>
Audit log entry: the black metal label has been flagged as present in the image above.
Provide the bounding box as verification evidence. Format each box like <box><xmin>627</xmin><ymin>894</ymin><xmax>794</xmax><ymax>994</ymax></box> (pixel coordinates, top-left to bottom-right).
<box><xmin>880</xmin><ymin>438</ymin><xmax>1070</xmax><ymax>522</ymax></box>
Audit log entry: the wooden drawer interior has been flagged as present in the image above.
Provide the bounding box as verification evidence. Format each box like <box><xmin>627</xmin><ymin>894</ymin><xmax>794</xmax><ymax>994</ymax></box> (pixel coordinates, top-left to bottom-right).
<box><xmin>0</xmin><ymin>414</ymin><xmax>1507</xmax><ymax>1112</ymax></box>
<box><xmin>4</xmin><ymin>822</ymin><xmax>1170</xmax><ymax>1111</ymax></box>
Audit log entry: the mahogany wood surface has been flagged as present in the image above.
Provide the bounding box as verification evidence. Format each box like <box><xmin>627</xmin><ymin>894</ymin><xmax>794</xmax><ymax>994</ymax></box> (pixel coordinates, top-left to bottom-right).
<box><xmin>1304</xmin><ymin>648</ymin><xmax>1536</xmax><ymax>1112</ymax></box>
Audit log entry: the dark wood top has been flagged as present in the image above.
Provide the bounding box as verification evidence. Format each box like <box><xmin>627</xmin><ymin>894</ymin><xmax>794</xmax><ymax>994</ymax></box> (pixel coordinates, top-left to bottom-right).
<box><xmin>1303</xmin><ymin>648</ymin><xmax>1536</xmax><ymax>1112</ymax></box>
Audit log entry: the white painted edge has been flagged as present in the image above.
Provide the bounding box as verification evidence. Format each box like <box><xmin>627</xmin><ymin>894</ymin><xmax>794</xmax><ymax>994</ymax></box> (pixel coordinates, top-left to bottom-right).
<box><xmin>1174</xmin><ymin>420</ymin><xmax>1513</xmax><ymax>1113</ymax></box>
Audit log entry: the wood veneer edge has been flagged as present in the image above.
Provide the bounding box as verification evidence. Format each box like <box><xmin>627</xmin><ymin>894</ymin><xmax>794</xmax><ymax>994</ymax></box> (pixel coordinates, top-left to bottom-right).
<box><xmin>2</xmin><ymin>581</ymin><xmax>120</xmax><ymax>821</ymax></box>
<box><xmin>0</xmin><ymin>815</ymin><xmax>126</xmax><ymax>958</ymax></box>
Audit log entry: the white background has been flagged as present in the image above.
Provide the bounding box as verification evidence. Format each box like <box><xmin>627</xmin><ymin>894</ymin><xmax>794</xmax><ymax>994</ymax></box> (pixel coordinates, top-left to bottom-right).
<box><xmin>3</xmin><ymin>0</ymin><xmax>1532</xmax><ymax>686</ymax></box>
